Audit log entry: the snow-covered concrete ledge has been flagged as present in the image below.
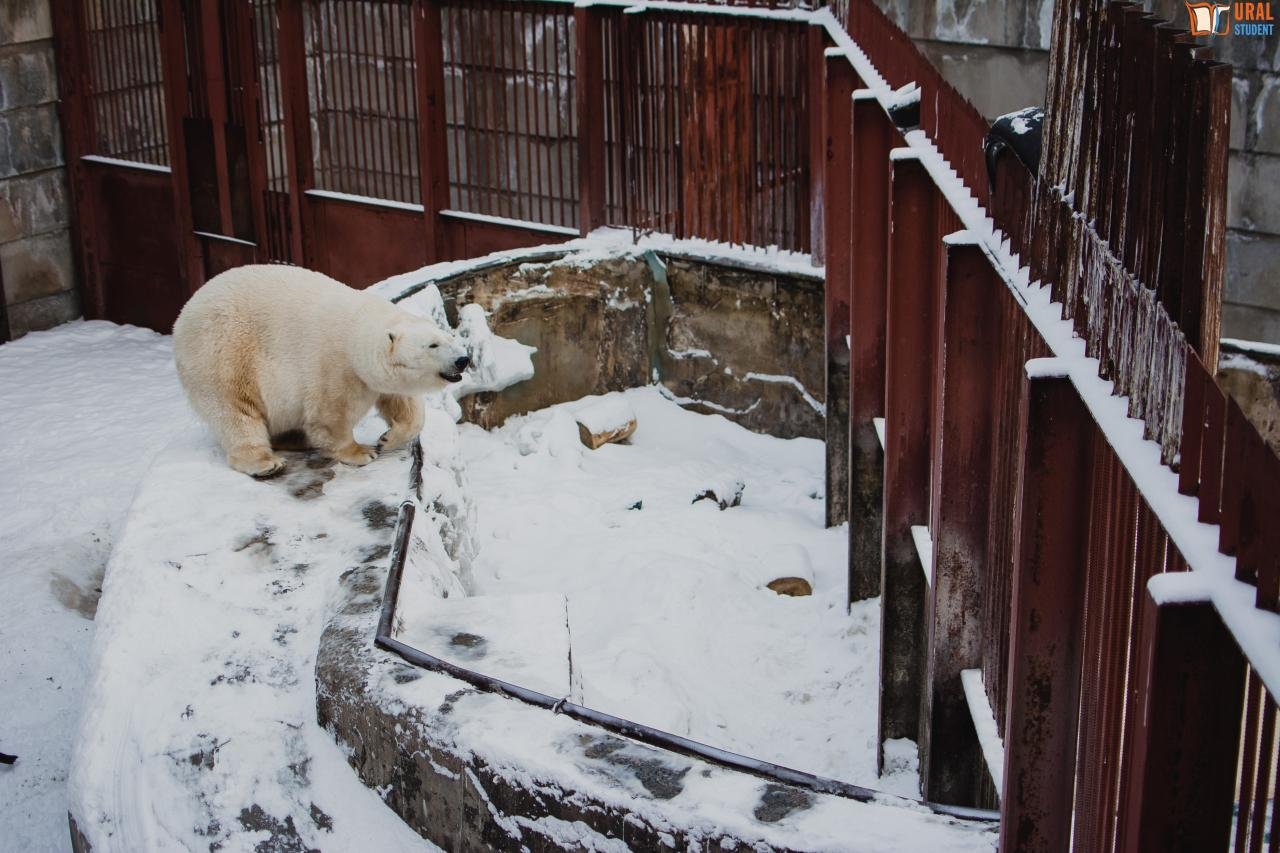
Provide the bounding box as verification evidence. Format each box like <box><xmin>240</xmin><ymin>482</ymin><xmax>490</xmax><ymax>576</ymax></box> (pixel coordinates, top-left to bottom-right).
<box><xmin>68</xmin><ymin>433</ymin><xmax>430</xmax><ymax>851</ymax></box>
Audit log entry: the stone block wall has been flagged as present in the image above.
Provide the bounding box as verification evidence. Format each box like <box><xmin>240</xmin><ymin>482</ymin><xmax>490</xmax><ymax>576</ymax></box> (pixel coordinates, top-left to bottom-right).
<box><xmin>0</xmin><ymin>0</ymin><xmax>79</xmax><ymax>341</ymax></box>
<box><xmin>875</xmin><ymin>0</ymin><xmax>1280</xmax><ymax>345</ymax></box>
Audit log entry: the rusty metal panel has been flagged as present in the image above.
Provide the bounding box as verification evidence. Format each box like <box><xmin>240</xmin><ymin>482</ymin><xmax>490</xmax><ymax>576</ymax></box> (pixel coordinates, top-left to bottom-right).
<box><xmin>847</xmin><ymin>93</ymin><xmax>895</xmax><ymax>603</ymax></box>
<box><xmin>918</xmin><ymin>241</ymin><xmax>1001</xmax><ymax>807</ymax></box>
<box><xmin>306</xmin><ymin>195</ymin><xmax>428</xmax><ymax>287</ymax></box>
<box><xmin>1117</xmin><ymin>596</ymin><xmax>1245</xmax><ymax>852</ymax></box>
<box><xmin>999</xmin><ymin>374</ymin><xmax>1093</xmax><ymax>853</ymax></box>
<box><xmin>878</xmin><ymin>154</ymin><xmax>941</xmax><ymax>775</ymax></box>
<box><xmin>822</xmin><ymin>51</ymin><xmax>854</xmax><ymax>528</ymax></box>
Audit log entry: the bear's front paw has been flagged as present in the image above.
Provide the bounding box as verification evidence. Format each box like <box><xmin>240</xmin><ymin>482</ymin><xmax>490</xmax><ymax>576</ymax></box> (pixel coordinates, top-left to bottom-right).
<box><xmin>334</xmin><ymin>443</ymin><xmax>378</xmax><ymax>466</ymax></box>
<box><xmin>377</xmin><ymin>427</ymin><xmax>413</xmax><ymax>452</ymax></box>
<box><xmin>229</xmin><ymin>448</ymin><xmax>286</xmax><ymax>479</ymax></box>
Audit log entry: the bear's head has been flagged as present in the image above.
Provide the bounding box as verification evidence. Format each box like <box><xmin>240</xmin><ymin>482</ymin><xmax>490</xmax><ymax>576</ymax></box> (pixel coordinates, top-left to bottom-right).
<box><xmin>364</xmin><ymin>315</ymin><xmax>471</xmax><ymax>396</ymax></box>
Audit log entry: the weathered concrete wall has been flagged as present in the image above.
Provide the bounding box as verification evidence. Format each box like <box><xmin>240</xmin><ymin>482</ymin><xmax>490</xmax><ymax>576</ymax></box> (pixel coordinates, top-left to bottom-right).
<box><xmin>875</xmin><ymin>0</ymin><xmax>1280</xmax><ymax>345</ymax></box>
<box><xmin>1218</xmin><ymin>343</ymin><xmax>1280</xmax><ymax>457</ymax></box>
<box><xmin>0</xmin><ymin>0</ymin><xmax>78</xmax><ymax>341</ymax></box>
<box><xmin>433</xmin><ymin>252</ymin><xmax>827</xmax><ymax>440</ymax></box>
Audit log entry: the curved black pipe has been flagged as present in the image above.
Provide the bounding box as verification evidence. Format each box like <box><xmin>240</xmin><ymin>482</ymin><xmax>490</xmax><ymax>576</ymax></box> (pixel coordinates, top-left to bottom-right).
<box><xmin>372</xmin><ymin>447</ymin><xmax>1000</xmax><ymax>825</ymax></box>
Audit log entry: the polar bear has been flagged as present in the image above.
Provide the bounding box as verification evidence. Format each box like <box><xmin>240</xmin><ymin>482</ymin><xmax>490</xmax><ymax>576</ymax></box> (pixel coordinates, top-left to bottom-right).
<box><xmin>173</xmin><ymin>264</ymin><xmax>469</xmax><ymax>478</ymax></box>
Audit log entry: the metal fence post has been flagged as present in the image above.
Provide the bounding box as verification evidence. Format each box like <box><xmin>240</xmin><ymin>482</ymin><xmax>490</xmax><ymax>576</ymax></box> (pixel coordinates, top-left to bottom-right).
<box><xmin>878</xmin><ymin>151</ymin><xmax>942</xmax><ymax>775</ymax></box>
<box><xmin>414</xmin><ymin>0</ymin><xmax>450</xmax><ymax>262</ymax></box>
<box><xmin>847</xmin><ymin>89</ymin><xmax>894</xmax><ymax>603</ymax></box>
<box><xmin>806</xmin><ymin>21</ymin><xmax>826</xmax><ymax>265</ymax></box>
<box><xmin>1116</xmin><ymin>590</ymin><xmax>1245</xmax><ymax>852</ymax></box>
<box><xmin>918</xmin><ymin>235</ymin><xmax>998</xmax><ymax>806</ymax></box>
<box><xmin>276</xmin><ymin>0</ymin><xmax>314</xmax><ymax>265</ymax></box>
<box><xmin>999</xmin><ymin>369</ymin><xmax>1092</xmax><ymax>853</ymax></box>
<box><xmin>823</xmin><ymin>49</ymin><xmax>854</xmax><ymax>529</ymax></box>
<box><xmin>576</xmin><ymin>4</ymin><xmax>606</xmax><ymax>237</ymax></box>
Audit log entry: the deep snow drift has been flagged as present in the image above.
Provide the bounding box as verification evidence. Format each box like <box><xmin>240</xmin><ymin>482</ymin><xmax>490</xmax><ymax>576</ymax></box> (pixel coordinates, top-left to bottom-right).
<box><xmin>0</xmin><ymin>322</ymin><xmax>195</xmax><ymax>853</ymax></box>
<box><xmin>398</xmin><ymin>387</ymin><xmax>918</xmax><ymax>795</ymax></box>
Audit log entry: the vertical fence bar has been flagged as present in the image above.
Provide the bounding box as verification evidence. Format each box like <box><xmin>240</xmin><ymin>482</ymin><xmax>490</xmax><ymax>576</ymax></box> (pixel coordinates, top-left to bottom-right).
<box><xmin>806</xmin><ymin>21</ymin><xmax>825</xmax><ymax>264</ymax></box>
<box><xmin>276</xmin><ymin>0</ymin><xmax>312</xmax><ymax>265</ymax></box>
<box><xmin>51</xmin><ymin>0</ymin><xmax>103</xmax><ymax>316</ymax></box>
<box><xmin>847</xmin><ymin>89</ymin><xmax>894</xmax><ymax>602</ymax></box>
<box><xmin>878</xmin><ymin>151</ymin><xmax>941</xmax><ymax>775</ymax></box>
<box><xmin>415</xmin><ymin>0</ymin><xmax>448</xmax><ymax>260</ymax></box>
<box><xmin>1118</xmin><ymin>593</ymin><xmax>1245</xmax><ymax>851</ymax></box>
<box><xmin>823</xmin><ymin>48</ymin><xmax>854</xmax><ymax>528</ymax></box>
<box><xmin>156</xmin><ymin>0</ymin><xmax>199</xmax><ymax>295</ymax></box>
<box><xmin>999</xmin><ymin>369</ymin><xmax>1092</xmax><ymax>853</ymax></box>
<box><xmin>919</xmin><ymin>236</ymin><xmax>1000</xmax><ymax>806</ymax></box>
<box><xmin>577</xmin><ymin>3</ymin><xmax>606</xmax><ymax>236</ymax></box>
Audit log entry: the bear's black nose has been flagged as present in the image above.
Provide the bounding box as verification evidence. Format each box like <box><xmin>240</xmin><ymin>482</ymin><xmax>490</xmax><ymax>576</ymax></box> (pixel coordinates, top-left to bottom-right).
<box><xmin>455</xmin><ymin>355</ymin><xmax>471</xmax><ymax>371</ymax></box>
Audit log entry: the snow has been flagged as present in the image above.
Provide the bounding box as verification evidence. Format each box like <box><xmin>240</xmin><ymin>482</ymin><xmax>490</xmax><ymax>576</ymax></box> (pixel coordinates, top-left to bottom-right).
<box><xmin>368</xmin><ymin>228</ymin><xmax>821</xmax><ymax>305</ymax></box>
<box><xmin>1222</xmin><ymin>336</ymin><xmax>1280</xmax><ymax>359</ymax></box>
<box><xmin>1219</xmin><ymin>351</ymin><xmax>1273</xmax><ymax>378</ymax></box>
<box><xmin>885</xmin><ymin>82</ymin><xmax>922</xmax><ymax>111</ymax></box>
<box><xmin>306</xmin><ymin>187</ymin><xmax>426</xmax><ymax>213</ymax></box>
<box><xmin>911</xmin><ymin>525</ymin><xmax>934</xmax><ymax>587</ymax></box>
<box><xmin>452</xmin><ymin>302</ymin><xmax>537</xmax><ymax>398</ymax></box>
<box><xmin>573</xmin><ymin>395</ymin><xmax>636</xmax><ymax>434</ymax></box>
<box><xmin>960</xmin><ymin>669</ymin><xmax>1004</xmax><ymax>794</ymax></box>
<box><xmin>742</xmin><ymin>372</ymin><xmax>827</xmax><ymax>416</ymax></box>
<box><xmin>80</xmin><ymin>154</ymin><xmax>171</xmax><ymax>173</ymax></box>
<box><xmin>393</xmin><ymin>387</ymin><xmax>910</xmax><ymax>794</ymax></box>
<box><xmin>439</xmin><ymin>208</ymin><xmax>580</xmax><ymax>237</ymax></box>
<box><xmin>0</xmin><ymin>321</ymin><xmax>194</xmax><ymax>853</ymax></box>
<box><xmin>68</xmin><ymin>426</ymin><xmax>434</xmax><ymax>852</ymax></box>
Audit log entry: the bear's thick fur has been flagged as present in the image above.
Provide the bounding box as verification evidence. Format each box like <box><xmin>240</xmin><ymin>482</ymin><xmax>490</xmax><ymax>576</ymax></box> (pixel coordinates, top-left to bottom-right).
<box><xmin>173</xmin><ymin>265</ymin><xmax>468</xmax><ymax>477</ymax></box>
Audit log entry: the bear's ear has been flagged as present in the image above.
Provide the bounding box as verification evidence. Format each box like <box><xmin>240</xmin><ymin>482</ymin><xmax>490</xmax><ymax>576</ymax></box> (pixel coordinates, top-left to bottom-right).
<box><xmin>387</xmin><ymin>330</ymin><xmax>399</xmax><ymax>351</ymax></box>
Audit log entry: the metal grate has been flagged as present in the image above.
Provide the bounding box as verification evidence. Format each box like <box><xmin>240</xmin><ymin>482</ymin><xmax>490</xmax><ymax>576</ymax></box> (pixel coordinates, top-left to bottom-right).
<box><xmin>442</xmin><ymin>1</ymin><xmax>578</xmax><ymax>229</ymax></box>
<box><xmin>84</xmin><ymin>0</ymin><xmax>169</xmax><ymax>166</ymax></box>
<box><xmin>251</xmin><ymin>0</ymin><xmax>295</xmax><ymax>262</ymax></box>
<box><xmin>305</xmin><ymin>0</ymin><xmax>421</xmax><ymax>205</ymax></box>
<box><xmin>606</xmin><ymin>12</ymin><xmax>810</xmax><ymax>252</ymax></box>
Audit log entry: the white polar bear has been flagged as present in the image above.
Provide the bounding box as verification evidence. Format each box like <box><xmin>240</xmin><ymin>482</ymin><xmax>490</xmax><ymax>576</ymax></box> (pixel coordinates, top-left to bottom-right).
<box><xmin>173</xmin><ymin>264</ymin><xmax>469</xmax><ymax>478</ymax></box>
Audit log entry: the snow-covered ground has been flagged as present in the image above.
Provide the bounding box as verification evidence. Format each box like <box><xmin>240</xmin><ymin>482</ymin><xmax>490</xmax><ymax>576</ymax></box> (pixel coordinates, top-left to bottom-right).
<box><xmin>399</xmin><ymin>387</ymin><xmax>917</xmax><ymax>795</ymax></box>
<box><xmin>0</xmin><ymin>321</ymin><xmax>195</xmax><ymax>852</ymax></box>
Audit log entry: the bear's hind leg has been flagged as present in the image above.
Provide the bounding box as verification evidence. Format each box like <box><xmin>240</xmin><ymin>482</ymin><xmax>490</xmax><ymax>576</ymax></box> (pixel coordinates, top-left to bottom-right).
<box><xmin>375</xmin><ymin>394</ymin><xmax>424</xmax><ymax>452</ymax></box>
<box><xmin>202</xmin><ymin>387</ymin><xmax>285</xmax><ymax>478</ymax></box>
<box><xmin>307</xmin><ymin>400</ymin><xmax>376</xmax><ymax>467</ymax></box>
<box><xmin>223</xmin><ymin>415</ymin><xmax>285</xmax><ymax>479</ymax></box>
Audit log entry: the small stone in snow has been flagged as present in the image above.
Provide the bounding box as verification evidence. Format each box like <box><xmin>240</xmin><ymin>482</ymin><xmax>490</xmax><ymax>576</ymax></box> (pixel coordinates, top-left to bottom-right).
<box><xmin>766</xmin><ymin>577</ymin><xmax>813</xmax><ymax>597</ymax></box>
